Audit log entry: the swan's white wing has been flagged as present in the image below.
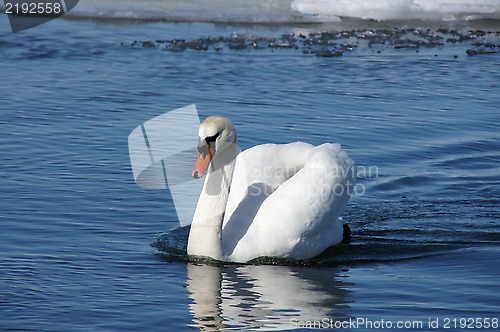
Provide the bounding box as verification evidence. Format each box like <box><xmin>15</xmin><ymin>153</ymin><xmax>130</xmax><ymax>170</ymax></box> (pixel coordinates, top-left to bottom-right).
<box><xmin>223</xmin><ymin>142</ymin><xmax>314</xmax><ymax>227</ymax></box>
<box><xmin>223</xmin><ymin>143</ymin><xmax>354</xmax><ymax>262</ymax></box>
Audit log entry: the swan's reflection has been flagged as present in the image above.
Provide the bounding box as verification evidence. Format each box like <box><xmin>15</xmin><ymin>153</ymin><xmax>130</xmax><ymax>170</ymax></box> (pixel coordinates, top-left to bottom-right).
<box><xmin>187</xmin><ymin>263</ymin><xmax>352</xmax><ymax>330</ymax></box>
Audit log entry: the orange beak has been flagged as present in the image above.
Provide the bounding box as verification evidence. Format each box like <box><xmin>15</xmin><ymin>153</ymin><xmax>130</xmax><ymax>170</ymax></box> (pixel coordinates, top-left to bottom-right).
<box><xmin>192</xmin><ymin>144</ymin><xmax>213</xmax><ymax>179</ymax></box>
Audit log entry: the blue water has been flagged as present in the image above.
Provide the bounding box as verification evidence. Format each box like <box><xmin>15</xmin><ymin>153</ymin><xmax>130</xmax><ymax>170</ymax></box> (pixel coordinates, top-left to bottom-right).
<box><xmin>1</xmin><ymin>14</ymin><xmax>499</xmax><ymax>331</ymax></box>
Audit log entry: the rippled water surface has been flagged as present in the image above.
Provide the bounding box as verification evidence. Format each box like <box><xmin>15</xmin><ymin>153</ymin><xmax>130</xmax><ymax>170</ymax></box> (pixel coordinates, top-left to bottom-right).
<box><xmin>1</xmin><ymin>15</ymin><xmax>499</xmax><ymax>331</ymax></box>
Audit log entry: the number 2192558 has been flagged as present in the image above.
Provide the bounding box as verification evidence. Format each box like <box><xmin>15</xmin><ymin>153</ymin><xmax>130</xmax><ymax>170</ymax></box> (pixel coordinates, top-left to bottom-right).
<box><xmin>5</xmin><ymin>2</ymin><xmax>64</xmax><ymax>15</ymax></box>
<box><xmin>443</xmin><ymin>317</ymin><xmax>498</xmax><ymax>329</ymax></box>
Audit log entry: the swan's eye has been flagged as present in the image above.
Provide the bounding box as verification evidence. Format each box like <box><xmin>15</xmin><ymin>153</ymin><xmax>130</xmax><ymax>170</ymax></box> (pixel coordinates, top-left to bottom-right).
<box><xmin>205</xmin><ymin>132</ymin><xmax>220</xmax><ymax>143</ymax></box>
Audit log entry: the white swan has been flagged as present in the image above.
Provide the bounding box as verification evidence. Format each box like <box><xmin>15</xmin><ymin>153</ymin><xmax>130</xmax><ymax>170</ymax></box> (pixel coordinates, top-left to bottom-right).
<box><xmin>187</xmin><ymin>116</ymin><xmax>355</xmax><ymax>263</ymax></box>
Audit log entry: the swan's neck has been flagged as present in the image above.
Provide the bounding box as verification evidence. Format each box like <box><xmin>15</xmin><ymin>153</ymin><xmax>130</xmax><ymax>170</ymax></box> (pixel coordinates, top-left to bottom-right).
<box><xmin>187</xmin><ymin>142</ymin><xmax>239</xmax><ymax>260</ymax></box>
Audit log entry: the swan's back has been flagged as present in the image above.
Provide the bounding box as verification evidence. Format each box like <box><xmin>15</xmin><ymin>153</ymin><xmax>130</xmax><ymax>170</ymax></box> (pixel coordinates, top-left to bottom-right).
<box><xmin>222</xmin><ymin>142</ymin><xmax>355</xmax><ymax>262</ymax></box>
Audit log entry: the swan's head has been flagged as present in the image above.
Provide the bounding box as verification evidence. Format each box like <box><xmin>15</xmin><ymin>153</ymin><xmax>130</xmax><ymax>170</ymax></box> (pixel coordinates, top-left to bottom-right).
<box><xmin>192</xmin><ymin>116</ymin><xmax>237</xmax><ymax>179</ymax></box>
